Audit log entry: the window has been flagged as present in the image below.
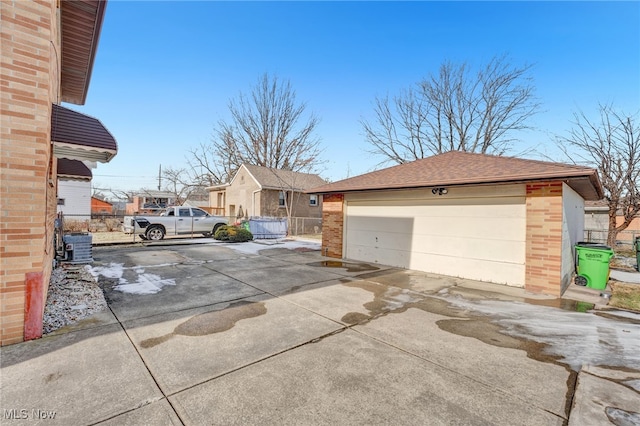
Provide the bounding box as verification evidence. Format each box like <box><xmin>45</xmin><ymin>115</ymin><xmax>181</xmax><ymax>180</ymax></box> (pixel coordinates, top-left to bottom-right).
<box><xmin>57</xmin><ymin>198</ymin><xmax>65</xmax><ymax>206</ymax></box>
<box><xmin>278</xmin><ymin>191</ymin><xmax>286</xmax><ymax>207</ymax></box>
<box><xmin>309</xmin><ymin>194</ymin><xmax>318</xmax><ymax>206</ymax></box>
<box><xmin>192</xmin><ymin>208</ymin><xmax>207</xmax><ymax>217</ymax></box>
<box><xmin>179</xmin><ymin>208</ymin><xmax>190</xmax><ymax>217</ymax></box>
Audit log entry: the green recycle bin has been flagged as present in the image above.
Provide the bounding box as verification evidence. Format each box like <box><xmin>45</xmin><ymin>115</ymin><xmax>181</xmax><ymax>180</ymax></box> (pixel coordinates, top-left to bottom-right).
<box><xmin>575</xmin><ymin>243</ymin><xmax>614</xmax><ymax>290</ymax></box>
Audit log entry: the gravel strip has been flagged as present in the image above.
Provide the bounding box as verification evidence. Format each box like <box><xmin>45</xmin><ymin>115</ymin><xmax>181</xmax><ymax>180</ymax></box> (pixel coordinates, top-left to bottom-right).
<box><xmin>43</xmin><ymin>264</ymin><xmax>108</xmax><ymax>334</ymax></box>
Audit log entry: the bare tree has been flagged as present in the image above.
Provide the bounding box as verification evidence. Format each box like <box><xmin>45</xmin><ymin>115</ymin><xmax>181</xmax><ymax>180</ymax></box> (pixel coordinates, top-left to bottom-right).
<box><xmin>191</xmin><ymin>74</ymin><xmax>323</xmax><ymax>184</ymax></box>
<box><xmin>187</xmin><ymin>141</ymin><xmax>237</xmax><ymax>186</ymax></box>
<box><xmin>558</xmin><ymin>104</ymin><xmax>640</xmax><ymax>247</ymax></box>
<box><xmin>161</xmin><ymin>166</ymin><xmax>207</xmax><ymax>205</ymax></box>
<box><xmin>362</xmin><ymin>55</ymin><xmax>539</xmax><ymax>166</ymax></box>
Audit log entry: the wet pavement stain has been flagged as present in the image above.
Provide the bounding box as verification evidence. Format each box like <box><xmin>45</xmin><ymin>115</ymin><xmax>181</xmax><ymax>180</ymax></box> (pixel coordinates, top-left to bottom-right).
<box><xmin>307</xmin><ymin>261</ymin><xmax>380</xmax><ymax>273</ymax></box>
<box><xmin>525</xmin><ymin>298</ymin><xmax>595</xmax><ymax>312</ymax></box>
<box><xmin>43</xmin><ymin>372</ymin><xmax>62</xmax><ymax>384</ymax></box>
<box><xmin>339</xmin><ymin>280</ymin><xmax>468</xmax><ymax>324</ymax></box>
<box><xmin>340</xmin><ymin>279</ymin><xmax>580</xmax><ymax>417</ymax></box>
<box><xmin>140</xmin><ymin>300</ymin><xmax>267</xmax><ymax>349</ymax></box>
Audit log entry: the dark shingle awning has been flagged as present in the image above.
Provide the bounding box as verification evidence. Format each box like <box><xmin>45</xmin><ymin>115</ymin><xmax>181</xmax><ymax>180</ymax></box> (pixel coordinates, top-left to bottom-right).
<box><xmin>51</xmin><ymin>104</ymin><xmax>117</xmax><ymax>163</ymax></box>
<box><xmin>57</xmin><ymin>158</ymin><xmax>92</xmax><ymax>180</ymax></box>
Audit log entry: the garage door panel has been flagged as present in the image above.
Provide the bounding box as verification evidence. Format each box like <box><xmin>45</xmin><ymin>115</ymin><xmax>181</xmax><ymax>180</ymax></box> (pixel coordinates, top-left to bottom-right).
<box><xmin>347</xmin><ymin>215</ymin><xmax>415</xmax><ymax>234</ymax></box>
<box><xmin>413</xmin><ymin>216</ymin><xmax>525</xmax><ymax>240</ymax></box>
<box><xmin>408</xmin><ymin>251</ymin><xmax>525</xmax><ymax>285</ymax></box>
<box><xmin>347</xmin><ymin>229</ymin><xmax>414</xmax><ymax>253</ymax></box>
<box><xmin>345</xmin><ymin>195</ymin><xmax>526</xmax><ymax>287</ymax></box>
<box><xmin>410</xmin><ymin>235</ymin><xmax>525</xmax><ymax>264</ymax></box>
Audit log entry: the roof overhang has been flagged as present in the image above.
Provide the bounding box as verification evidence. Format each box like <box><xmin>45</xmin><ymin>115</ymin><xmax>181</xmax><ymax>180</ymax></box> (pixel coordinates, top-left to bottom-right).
<box><xmin>207</xmin><ymin>183</ymin><xmax>230</xmax><ymax>191</ymax></box>
<box><xmin>309</xmin><ymin>175</ymin><xmax>604</xmax><ymax>201</ymax></box>
<box><xmin>60</xmin><ymin>0</ymin><xmax>107</xmax><ymax>105</ymax></box>
<box><xmin>57</xmin><ymin>158</ymin><xmax>92</xmax><ymax>180</ymax></box>
<box><xmin>52</xmin><ymin>104</ymin><xmax>117</xmax><ymax>163</ymax></box>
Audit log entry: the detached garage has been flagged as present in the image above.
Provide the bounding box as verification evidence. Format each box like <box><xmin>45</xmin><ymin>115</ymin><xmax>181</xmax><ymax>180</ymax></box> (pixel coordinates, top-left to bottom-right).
<box><xmin>309</xmin><ymin>152</ymin><xmax>603</xmax><ymax>296</ymax></box>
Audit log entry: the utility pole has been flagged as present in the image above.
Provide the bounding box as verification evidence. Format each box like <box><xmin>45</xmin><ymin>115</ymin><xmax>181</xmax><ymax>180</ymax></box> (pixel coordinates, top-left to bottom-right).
<box><xmin>157</xmin><ymin>164</ymin><xmax>162</xmax><ymax>191</ymax></box>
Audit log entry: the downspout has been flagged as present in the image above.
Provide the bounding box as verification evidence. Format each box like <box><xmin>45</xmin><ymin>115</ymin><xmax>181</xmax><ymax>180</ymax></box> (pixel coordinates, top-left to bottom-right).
<box><xmin>252</xmin><ymin>189</ymin><xmax>261</xmax><ymax>217</ymax></box>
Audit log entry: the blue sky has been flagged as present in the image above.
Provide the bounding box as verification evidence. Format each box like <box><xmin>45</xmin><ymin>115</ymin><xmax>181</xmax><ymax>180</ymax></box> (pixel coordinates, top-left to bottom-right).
<box><xmin>77</xmin><ymin>1</ymin><xmax>640</xmax><ymax>194</ymax></box>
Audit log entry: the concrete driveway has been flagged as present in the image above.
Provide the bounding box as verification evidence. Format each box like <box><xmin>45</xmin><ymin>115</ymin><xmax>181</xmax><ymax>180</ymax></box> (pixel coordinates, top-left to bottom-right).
<box><xmin>1</xmin><ymin>240</ymin><xmax>639</xmax><ymax>425</ymax></box>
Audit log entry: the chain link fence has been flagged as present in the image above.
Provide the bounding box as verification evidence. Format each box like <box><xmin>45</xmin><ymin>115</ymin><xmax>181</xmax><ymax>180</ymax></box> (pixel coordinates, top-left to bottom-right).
<box><xmin>60</xmin><ymin>214</ymin><xmax>322</xmax><ymax>243</ymax></box>
<box><xmin>583</xmin><ymin>229</ymin><xmax>638</xmax><ymax>249</ymax></box>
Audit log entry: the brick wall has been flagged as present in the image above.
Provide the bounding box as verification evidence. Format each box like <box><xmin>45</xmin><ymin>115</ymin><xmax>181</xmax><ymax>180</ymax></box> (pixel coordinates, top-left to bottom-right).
<box><xmin>1</xmin><ymin>1</ymin><xmax>59</xmax><ymax>345</ymax></box>
<box><xmin>321</xmin><ymin>193</ymin><xmax>344</xmax><ymax>258</ymax></box>
<box><xmin>525</xmin><ymin>182</ymin><xmax>564</xmax><ymax>296</ymax></box>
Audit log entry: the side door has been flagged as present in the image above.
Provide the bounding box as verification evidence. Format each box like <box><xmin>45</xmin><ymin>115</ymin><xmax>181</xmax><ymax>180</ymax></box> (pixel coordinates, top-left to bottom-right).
<box><xmin>175</xmin><ymin>207</ymin><xmax>193</xmax><ymax>234</ymax></box>
<box><xmin>191</xmin><ymin>208</ymin><xmax>210</xmax><ymax>233</ymax></box>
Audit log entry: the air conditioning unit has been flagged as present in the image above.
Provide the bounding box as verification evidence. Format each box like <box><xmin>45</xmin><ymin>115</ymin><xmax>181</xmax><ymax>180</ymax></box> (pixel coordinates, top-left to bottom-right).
<box><xmin>62</xmin><ymin>233</ymin><xmax>93</xmax><ymax>264</ymax></box>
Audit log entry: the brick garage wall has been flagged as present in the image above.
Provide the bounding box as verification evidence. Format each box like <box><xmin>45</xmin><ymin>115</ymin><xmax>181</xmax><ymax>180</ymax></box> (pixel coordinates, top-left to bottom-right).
<box><xmin>525</xmin><ymin>182</ymin><xmax>564</xmax><ymax>296</ymax></box>
<box><xmin>321</xmin><ymin>193</ymin><xmax>344</xmax><ymax>258</ymax></box>
<box><xmin>1</xmin><ymin>1</ymin><xmax>59</xmax><ymax>345</ymax></box>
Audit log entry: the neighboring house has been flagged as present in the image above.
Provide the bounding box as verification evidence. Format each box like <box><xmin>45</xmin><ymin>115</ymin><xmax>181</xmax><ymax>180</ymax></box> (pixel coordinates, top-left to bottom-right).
<box><xmin>208</xmin><ymin>164</ymin><xmax>326</xmax><ymax>220</ymax></box>
<box><xmin>1</xmin><ymin>1</ymin><xmax>117</xmax><ymax>345</ymax></box>
<box><xmin>57</xmin><ymin>159</ymin><xmax>93</xmax><ymax>221</ymax></box>
<box><xmin>125</xmin><ymin>191</ymin><xmax>177</xmax><ymax>215</ymax></box>
<box><xmin>584</xmin><ymin>200</ymin><xmax>640</xmax><ymax>243</ymax></box>
<box><xmin>309</xmin><ymin>151</ymin><xmax>603</xmax><ymax>297</ymax></box>
<box><xmin>57</xmin><ymin>158</ymin><xmax>92</xmax><ymax>220</ymax></box>
<box><xmin>92</xmin><ymin>197</ymin><xmax>113</xmax><ymax>215</ymax></box>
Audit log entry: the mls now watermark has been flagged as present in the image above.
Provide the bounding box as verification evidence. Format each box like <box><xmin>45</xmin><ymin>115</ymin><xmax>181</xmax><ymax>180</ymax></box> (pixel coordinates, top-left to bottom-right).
<box><xmin>4</xmin><ymin>409</ymin><xmax>57</xmax><ymax>420</ymax></box>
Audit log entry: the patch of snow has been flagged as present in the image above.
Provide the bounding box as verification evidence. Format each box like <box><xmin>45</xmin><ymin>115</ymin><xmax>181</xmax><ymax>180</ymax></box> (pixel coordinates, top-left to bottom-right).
<box><xmin>89</xmin><ymin>263</ymin><xmax>176</xmax><ymax>295</ymax></box>
<box><xmin>113</xmin><ymin>273</ymin><xmax>176</xmax><ymax>295</ymax></box>
<box><xmin>222</xmin><ymin>239</ymin><xmax>321</xmax><ymax>255</ymax></box>
<box><xmin>624</xmin><ymin>379</ymin><xmax>640</xmax><ymax>392</ymax></box>
<box><xmin>440</xmin><ymin>296</ymin><xmax>640</xmax><ymax>371</ymax></box>
<box><xmin>599</xmin><ymin>310</ymin><xmax>640</xmax><ymax>321</ymax></box>
<box><xmin>88</xmin><ymin>262</ymin><xmax>124</xmax><ymax>279</ymax></box>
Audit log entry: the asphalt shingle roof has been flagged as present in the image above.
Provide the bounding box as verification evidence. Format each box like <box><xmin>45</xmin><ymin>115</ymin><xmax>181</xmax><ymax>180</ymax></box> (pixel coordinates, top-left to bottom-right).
<box><xmin>57</xmin><ymin>158</ymin><xmax>92</xmax><ymax>179</ymax></box>
<box><xmin>308</xmin><ymin>151</ymin><xmax>603</xmax><ymax>200</ymax></box>
<box><xmin>51</xmin><ymin>104</ymin><xmax>117</xmax><ymax>153</ymax></box>
<box><xmin>243</xmin><ymin>164</ymin><xmax>326</xmax><ymax>191</ymax></box>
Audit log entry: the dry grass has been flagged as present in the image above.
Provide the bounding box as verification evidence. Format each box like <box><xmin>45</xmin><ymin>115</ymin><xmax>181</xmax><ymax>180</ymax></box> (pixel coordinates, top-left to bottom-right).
<box><xmin>609</xmin><ymin>282</ymin><xmax>640</xmax><ymax>312</ymax></box>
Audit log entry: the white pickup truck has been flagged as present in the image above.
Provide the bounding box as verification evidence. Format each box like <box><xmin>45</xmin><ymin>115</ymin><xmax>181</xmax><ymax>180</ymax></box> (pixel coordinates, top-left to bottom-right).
<box><xmin>124</xmin><ymin>206</ymin><xmax>228</xmax><ymax>241</ymax></box>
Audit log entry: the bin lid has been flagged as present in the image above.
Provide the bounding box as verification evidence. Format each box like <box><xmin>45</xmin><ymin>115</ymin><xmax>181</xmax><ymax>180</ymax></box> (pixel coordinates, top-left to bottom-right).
<box><xmin>575</xmin><ymin>244</ymin><xmax>612</xmax><ymax>251</ymax></box>
<box><xmin>576</xmin><ymin>244</ymin><xmax>613</xmax><ymax>253</ymax></box>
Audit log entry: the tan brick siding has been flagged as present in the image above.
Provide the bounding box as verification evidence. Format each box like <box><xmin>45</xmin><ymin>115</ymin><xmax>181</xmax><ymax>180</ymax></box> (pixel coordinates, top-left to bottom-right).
<box><xmin>321</xmin><ymin>194</ymin><xmax>344</xmax><ymax>258</ymax></box>
<box><xmin>1</xmin><ymin>0</ymin><xmax>59</xmax><ymax>345</ymax></box>
<box><xmin>525</xmin><ymin>182</ymin><xmax>564</xmax><ymax>296</ymax></box>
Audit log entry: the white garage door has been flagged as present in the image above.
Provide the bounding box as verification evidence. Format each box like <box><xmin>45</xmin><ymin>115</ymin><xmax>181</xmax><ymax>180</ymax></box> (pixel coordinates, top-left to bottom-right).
<box><xmin>344</xmin><ymin>188</ymin><xmax>526</xmax><ymax>286</ymax></box>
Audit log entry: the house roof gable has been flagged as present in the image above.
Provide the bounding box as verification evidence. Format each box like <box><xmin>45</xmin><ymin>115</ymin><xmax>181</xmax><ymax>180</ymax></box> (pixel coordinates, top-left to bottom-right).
<box><xmin>235</xmin><ymin>164</ymin><xmax>326</xmax><ymax>192</ymax></box>
<box><xmin>308</xmin><ymin>151</ymin><xmax>603</xmax><ymax>200</ymax></box>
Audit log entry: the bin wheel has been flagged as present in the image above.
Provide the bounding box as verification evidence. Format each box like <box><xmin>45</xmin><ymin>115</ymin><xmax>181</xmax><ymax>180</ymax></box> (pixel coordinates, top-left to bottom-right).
<box><xmin>575</xmin><ymin>276</ymin><xmax>587</xmax><ymax>286</ymax></box>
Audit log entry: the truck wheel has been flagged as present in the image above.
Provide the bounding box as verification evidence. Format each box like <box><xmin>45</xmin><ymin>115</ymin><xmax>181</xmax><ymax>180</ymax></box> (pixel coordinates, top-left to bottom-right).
<box><xmin>146</xmin><ymin>226</ymin><xmax>165</xmax><ymax>241</ymax></box>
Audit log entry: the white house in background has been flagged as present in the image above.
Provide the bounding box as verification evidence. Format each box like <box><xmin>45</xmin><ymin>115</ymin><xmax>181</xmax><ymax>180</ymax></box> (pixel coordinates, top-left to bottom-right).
<box><xmin>57</xmin><ymin>158</ymin><xmax>92</xmax><ymax>221</ymax></box>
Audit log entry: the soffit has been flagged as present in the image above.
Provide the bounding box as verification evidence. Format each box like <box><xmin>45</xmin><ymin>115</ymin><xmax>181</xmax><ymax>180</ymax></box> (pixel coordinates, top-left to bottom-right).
<box><xmin>60</xmin><ymin>0</ymin><xmax>107</xmax><ymax>104</ymax></box>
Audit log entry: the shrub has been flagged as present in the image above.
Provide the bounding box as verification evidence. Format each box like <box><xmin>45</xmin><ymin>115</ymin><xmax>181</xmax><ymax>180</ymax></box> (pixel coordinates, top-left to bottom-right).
<box><xmin>64</xmin><ymin>219</ymin><xmax>89</xmax><ymax>232</ymax></box>
<box><xmin>214</xmin><ymin>225</ymin><xmax>253</xmax><ymax>242</ymax></box>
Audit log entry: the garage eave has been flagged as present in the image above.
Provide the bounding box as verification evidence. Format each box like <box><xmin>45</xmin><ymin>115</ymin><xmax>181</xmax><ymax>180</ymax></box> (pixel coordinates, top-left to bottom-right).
<box><xmin>307</xmin><ymin>152</ymin><xmax>604</xmax><ymax>201</ymax></box>
<box><xmin>309</xmin><ymin>174</ymin><xmax>603</xmax><ymax>201</ymax></box>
